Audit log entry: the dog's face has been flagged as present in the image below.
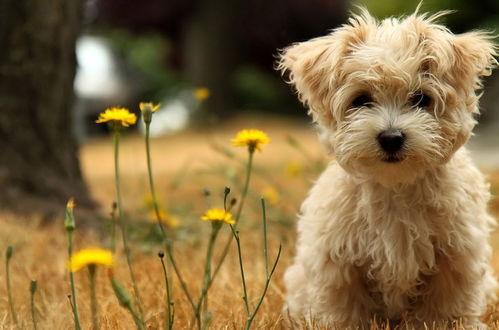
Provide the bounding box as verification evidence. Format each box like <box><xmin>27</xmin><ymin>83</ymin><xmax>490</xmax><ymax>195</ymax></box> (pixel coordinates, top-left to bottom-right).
<box><xmin>279</xmin><ymin>10</ymin><xmax>496</xmax><ymax>186</ymax></box>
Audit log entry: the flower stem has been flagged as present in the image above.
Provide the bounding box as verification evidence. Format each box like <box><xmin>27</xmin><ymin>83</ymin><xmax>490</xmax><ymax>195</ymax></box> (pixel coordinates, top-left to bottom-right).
<box><xmin>88</xmin><ymin>265</ymin><xmax>99</xmax><ymax>330</ymax></box>
<box><xmin>166</xmin><ymin>247</ymin><xmax>197</xmax><ymax>311</ymax></box>
<box><xmin>113</xmin><ymin>129</ymin><xmax>145</xmax><ymax>320</ymax></box>
<box><xmin>159</xmin><ymin>252</ymin><xmax>174</xmax><ymax>330</ymax></box>
<box><xmin>110</xmin><ymin>277</ymin><xmax>145</xmax><ymax>329</ymax></box>
<box><xmin>230</xmin><ymin>226</ymin><xmax>250</xmax><ymax>315</ymax></box>
<box><xmin>244</xmin><ymin>199</ymin><xmax>281</xmax><ymax>330</ymax></box>
<box><xmin>244</xmin><ymin>244</ymin><xmax>281</xmax><ymax>330</ymax></box>
<box><xmin>30</xmin><ymin>280</ymin><xmax>38</xmax><ymax>330</ymax></box>
<box><xmin>261</xmin><ymin>198</ymin><xmax>269</xmax><ymax>278</ymax></box>
<box><xmin>235</xmin><ymin>150</ymin><xmax>254</xmax><ymax>224</ymax></box>
<box><xmin>143</xmin><ymin>122</ymin><xmax>196</xmax><ymax>323</ymax></box>
<box><xmin>208</xmin><ymin>151</ymin><xmax>254</xmax><ymax>286</ymax></box>
<box><xmin>109</xmin><ymin>202</ymin><xmax>118</xmax><ymax>253</ymax></box>
<box><xmin>144</xmin><ymin>123</ymin><xmax>167</xmax><ymax>238</ymax></box>
<box><xmin>199</xmin><ymin>223</ymin><xmax>221</xmax><ymax>328</ymax></box>
<box><xmin>66</xmin><ymin>230</ymin><xmax>82</xmax><ymax>330</ymax></box>
<box><xmin>5</xmin><ymin>246</ymin><xmax>21</xmax><ymax>330</ymax></box>
<box><xmin>190</xmin><ymin>151</ymin><xmax>255</xmax><ymax>328</ymax></box>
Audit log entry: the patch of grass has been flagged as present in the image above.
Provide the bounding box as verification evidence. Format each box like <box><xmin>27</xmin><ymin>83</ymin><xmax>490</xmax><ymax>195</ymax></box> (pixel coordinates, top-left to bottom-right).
<box><xmin>1</xmin><ymin>115</ymin><xmax>499</xmax><ymax>329</ymax></box>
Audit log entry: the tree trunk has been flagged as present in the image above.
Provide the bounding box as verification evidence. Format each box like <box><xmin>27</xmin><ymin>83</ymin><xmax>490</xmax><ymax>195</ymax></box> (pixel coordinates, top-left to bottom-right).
<box><xmin>0</xmin><ymin>0</ymin><xmax>95</xmax><ymax>220</ymax></box>
<box><xmin>182</xmin><ymin>0</ymin><xmax>241</xmax><ymax>121</ymax></box>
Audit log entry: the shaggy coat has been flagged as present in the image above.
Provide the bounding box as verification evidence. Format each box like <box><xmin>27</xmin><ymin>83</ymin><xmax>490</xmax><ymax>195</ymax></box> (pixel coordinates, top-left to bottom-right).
<box><xmin>279</xmin><ymin>8</ymin><xmax>498</xmax><ymax>329</ymax></box>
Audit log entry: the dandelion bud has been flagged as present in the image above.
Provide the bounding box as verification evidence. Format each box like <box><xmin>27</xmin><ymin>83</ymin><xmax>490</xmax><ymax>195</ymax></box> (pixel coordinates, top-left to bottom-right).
<box><xmin>230</xmin><ymin>198</ymin><xmax>237</xmax><ymax>207</ymax></box>
<box><xmin>158</xmin><ymin>251</ymin><xmax>165</xmax><ymax>259</ymax></box>
<box><xmin>6</xmin><ymin>246</ymin><xmax>13</xmax><ymax>259</ymax></box>
<box><xmin>141</xmin><ymin>108</ymin><xmax>152</xmax><ymax>124</ymax></box>
<box><xmin>224</xmin><ymin>186</ymin><xmax>231</xmax><ymax>195</ymax></box>
<box><xmin>111</xmin><ymin>278</ymin><xmax>132</xmax><ymax>308</ymax></box>
<box><xmin>64</xmin><ymin>198</ymin><xmax>76</xmax><ymax>231</ymax></box>
<box><xmin>139</xmin><ymin>102</ymin><xmax>160</xmax><ymax>125</ymax></box>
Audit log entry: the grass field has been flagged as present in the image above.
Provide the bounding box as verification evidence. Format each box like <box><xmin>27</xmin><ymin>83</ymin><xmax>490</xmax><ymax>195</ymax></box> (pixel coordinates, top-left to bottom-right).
<box><xmin>2</xmin><ymin>114</ymin><xmax>499</xmax><ymax>329</ymax></box>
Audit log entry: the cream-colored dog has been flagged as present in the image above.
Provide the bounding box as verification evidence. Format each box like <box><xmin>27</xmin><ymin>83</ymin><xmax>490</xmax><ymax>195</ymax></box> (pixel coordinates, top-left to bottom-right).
<box><xmin>278</xmin><ymin>8</ymin><xmax>498</xmax><ymax>329</ymax></box>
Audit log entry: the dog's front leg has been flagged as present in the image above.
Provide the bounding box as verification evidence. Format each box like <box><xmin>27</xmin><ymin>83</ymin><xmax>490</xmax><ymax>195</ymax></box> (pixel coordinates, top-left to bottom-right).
<box><xmin>411</xmin><ymin>256</ymin><xmax>492</xmax><ymax>329</ymax></box>
<box><xmin>301</xmin><ymin>255</ymin><xmax>376</xmax><ymax>328</ymax></box>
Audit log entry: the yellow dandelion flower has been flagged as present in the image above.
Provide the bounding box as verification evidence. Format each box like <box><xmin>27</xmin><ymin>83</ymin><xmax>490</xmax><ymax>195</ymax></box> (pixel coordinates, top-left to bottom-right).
<box><xmin>139</xmin><ymin>102</ymin><xmax>161</xmax><ymax>113</ymax></box>
<box><xmin>231</xmin><ymin>129</ymin><xmax>270</xmax><ymax>152</ymax></box>
<box><xmin>262</xmin><ymin>187</ymin><xmax>280</xmax><ymax>205</ymax></box>
<box><xmin>286</xmin><ymin>160</ymin><xmax>303</xmax><ymax>178</ymax></box>
<box><xmin>149</xmin><ymin>209</ymin><xmax>179</xmax><ymax>229</ymax></box>
<box><xmin>200</xmin><ymin>208</ymin><xmax>235</xmax><ymax>225</ymax></box>
<box><xmin>194</xmin><ymin>88</ymin><xmax>210</xmax><ymax>101</ymax></box>
<box><xmin>68</xmin><ymin>248</ymin><xmax>115</xmax><ymax>272</ymax></box>
<box><xmin>95</xmin><ymin>107</ymin><xmax>137</xmax><ymax>127</ymax></box>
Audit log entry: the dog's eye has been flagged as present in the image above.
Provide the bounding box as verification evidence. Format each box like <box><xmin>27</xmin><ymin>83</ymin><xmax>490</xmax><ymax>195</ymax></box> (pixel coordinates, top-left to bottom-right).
<box><xmin>352</xmin><ymin>94</ymin><xmax>373</xmax><ymax>108</ymax></box>
<box><xmin>409</xmin><ymin>92</ymin><xmax>432</xmax><ymax>109</ymax></box>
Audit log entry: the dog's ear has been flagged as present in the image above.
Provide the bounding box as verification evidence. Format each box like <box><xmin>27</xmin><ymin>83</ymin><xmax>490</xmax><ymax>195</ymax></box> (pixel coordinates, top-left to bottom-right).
<box><xmin>277</xmin><ymin>36</ymin><xmax>339</xmax><ymax>124</ymax></box>
<box><xmin>277</xmin><ymin>9</ymin><xmax>376</xmax><ymax>125</ymax></box>
<box><xmin>451</xmin><ymin>32</ymin><xmax>497</xmax><ymax>91</ymax></box>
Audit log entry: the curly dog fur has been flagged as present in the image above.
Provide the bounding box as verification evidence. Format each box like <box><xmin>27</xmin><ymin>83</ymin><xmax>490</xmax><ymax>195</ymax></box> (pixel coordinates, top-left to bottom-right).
<box><xmin>278</xmin><ymin>7</ymin><xmax>498</xmax><ymax>329</ymax></box>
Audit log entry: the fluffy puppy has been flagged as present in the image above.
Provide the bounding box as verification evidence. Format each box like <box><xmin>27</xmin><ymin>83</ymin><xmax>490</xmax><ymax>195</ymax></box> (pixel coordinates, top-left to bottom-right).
<box><xmin>278</xmin><ymin>8</ymin><xmax>498</xmax><ymax>329</ymax></box>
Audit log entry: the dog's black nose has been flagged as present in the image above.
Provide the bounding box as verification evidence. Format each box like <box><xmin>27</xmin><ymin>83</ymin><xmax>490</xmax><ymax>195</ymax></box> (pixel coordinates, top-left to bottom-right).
<box><xmin>377</xmin><ymin>129</ymin><xmax>405</xmax><ymax>154</ymax></box>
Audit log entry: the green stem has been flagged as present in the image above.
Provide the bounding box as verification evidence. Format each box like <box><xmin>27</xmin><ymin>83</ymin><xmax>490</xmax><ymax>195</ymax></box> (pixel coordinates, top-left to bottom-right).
<box><xmin>230</xmin><ymin>226</ymin><xmax>250</xmax><ymax>315</ymax></box>
<box><xmin>159</xmin><ymin>254</ymin><xmax>174</xmax><ymax>330</ymax></box>
<box><xmin>235</xmin><ymin>150</ymin><xmax>254</xmax><ymax>224</ymax></box>
<box><xmin>166</xmin><ymin>246</ymin><xmax>197</xmax><ymax>311</ymax></box>
<box><xmin>6</xmin><ymin>246</ymin><xmax>21</xmax><ymax>330</ymax></box>
<box><xmin>145</xmin><ymin>123</ymin><xmax>167</xmax><ymax>237</ymax></box>
<box><xmin>30</xmin><ymin>280</ymin><xmax>38</xmax><ymax>330</ymax></box>
<box><xmin>199</xmin><ymin>223</ymin><xmax>221</xmax><ymax>329</ymax></box>
<box><xmin>121</xmin><ymin>297</ymin><xmax>144</xmax><ymax>330</ymax></box>
<box><xmin>88</xmin><ymin>265</ymin><xmax>99</xmax><ymax>330</ymax></box>
<box><xmin>110</xmin><ymin>202</ymin><xmax>117</xmax><ymax>253</ymax></box>
<box><xmin>127</xmin><ymin>304</ymin><xmax>145</xmax><ymax>329</ymax></box>
<box><xmin>144</xmin><ymin>121</ymin><xmax>197</xmax><ymax>324</ymax></box>
<box><xmin>244</xmin><ymin>245</ymin><xmax>282</xmax><ymax>330</ymax></box>
<box><xmin>144</xmin><ymin>122</ymin><xmax>183</xmax><ymax>328</ymax></box>
<box><xmin>67</xmin><ymin>231</ymin><xmax>82</xmax><ymax>330</ymax></box>
<box><xmin>244</xmin><ymin>200</ymin><xmax>281</xmax><ymax>330</ymax></box>
<box><xmin>111</xmin><ymin>277</ymin><xmax>145</xmax><ymax>329</ymax></box>
<box><xmin>113</xmin><ymin>130</ymin><xmax>145</xmax><ymax>319</ymax></box>
<box><xmin>190</xmin><ymin>150</ymin><xmax>255</xmax><ymax>327</ymax></box>
<box><xmin>261</xmin><ymin>199</ymin><xmax>269</xmax><ymax>278</ymax></box>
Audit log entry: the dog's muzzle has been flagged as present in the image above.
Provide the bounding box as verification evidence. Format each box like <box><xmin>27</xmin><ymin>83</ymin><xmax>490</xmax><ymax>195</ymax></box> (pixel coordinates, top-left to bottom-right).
<box><xmin>378</xmin><ymin>129</ymin><xmax>405</xmax><ymax>162</ymax></box>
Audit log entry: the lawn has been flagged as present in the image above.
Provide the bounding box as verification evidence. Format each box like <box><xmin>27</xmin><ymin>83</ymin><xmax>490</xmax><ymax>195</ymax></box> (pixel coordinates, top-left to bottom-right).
<box><xmin>1</xmin><ymin>114</ymin><xmax>499</xmax><ymax>329</ymax></box>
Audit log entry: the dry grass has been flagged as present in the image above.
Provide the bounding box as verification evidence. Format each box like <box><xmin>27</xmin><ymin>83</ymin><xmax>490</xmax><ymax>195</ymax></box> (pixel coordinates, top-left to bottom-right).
<box><xmin>1</xmin><ymin>114</ymin><xmax>499</xmax><ymax>329</ymax></box>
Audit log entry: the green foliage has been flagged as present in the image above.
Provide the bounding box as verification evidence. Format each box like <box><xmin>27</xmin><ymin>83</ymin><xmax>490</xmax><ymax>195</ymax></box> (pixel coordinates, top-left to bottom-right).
<box><xmin>104</xmin><ymin>29</ymin><xmax>185</xmax><ymax>100</ymax></box>
<box><xmin>233</xmin><ymin>65</ymin><xmax>301</xmax><ymax>114</ymax></box>
<box><xmin>353</xmin><ymin>0</ymin><xmax>499</xmax><ymax>33</ymax></box>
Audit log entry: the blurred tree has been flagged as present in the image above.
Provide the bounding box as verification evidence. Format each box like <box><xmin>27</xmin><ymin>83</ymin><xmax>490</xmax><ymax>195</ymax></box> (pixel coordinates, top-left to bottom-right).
<box><xmin>95</xmin><ymin>0</ymin><xmax>347</xmax><ymax>118</ymax></box>
<box><xmin>0</xmin><ymin>0</ymin><xmax>95</xmax><ymax>219</ymax></box>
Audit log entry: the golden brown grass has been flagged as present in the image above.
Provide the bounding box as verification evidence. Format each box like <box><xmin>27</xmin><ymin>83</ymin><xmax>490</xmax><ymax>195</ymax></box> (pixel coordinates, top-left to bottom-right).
<box><xmin>1</xmin><ymin>114</ymin><xmax>499</xmax><ymax>329</ymax></box>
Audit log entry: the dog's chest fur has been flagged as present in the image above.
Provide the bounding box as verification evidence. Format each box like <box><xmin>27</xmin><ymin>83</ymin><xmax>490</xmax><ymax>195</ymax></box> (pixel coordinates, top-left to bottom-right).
<box><xmin>353</xmin><ymin>185</ymin><xmax>444</xmax><ymax>315</ymax></box>
<box><xmin>303</xmin><ymin>151</ymin><xmax>489</xmax><ymax>315</ymax></box>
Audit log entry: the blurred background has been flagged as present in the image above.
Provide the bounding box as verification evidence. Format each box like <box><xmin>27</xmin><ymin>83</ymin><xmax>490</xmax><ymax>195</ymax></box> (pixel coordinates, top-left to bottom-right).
<box><xmin>75</xmin><ymin>0</ymin><xmax>499</xmax><ymax>138</ymax></box>
<box><xmin>1</xmin><ymin>0</ymin><xmax>498</xmax><ymax>219</ymax></box>
<box><xmin>2</xmin><ymin>2</ymin><xmax>499</xmax><ymax>328</ymax></box>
